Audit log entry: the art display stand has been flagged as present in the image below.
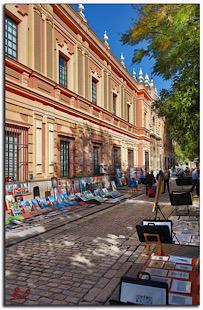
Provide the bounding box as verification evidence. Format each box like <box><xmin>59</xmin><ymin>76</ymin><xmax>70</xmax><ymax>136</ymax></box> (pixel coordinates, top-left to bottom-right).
<box><xmin>152</xmin><ymin>175</ymin><xmax>181</xmax><ymax>246</ymax></box>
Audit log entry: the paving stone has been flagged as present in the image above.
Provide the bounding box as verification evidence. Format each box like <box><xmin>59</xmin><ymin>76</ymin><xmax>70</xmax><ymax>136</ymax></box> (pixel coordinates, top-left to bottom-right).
<box><xmin>23</xmin><ymin>300</ymin><xmax>40</xmax><ymax>305</ymax></box>
<box><xmin>65</xmin><ymin>296</ymin><xmax>79</xmax><ymax>304</ymax></box>
<box><xmin>47</xmin><ymin>282</ymin><xmax>58</xmax><ymax>288</ymax></box>
<box><xmin>28</xmin><ymin>294</ymin><xmax>41</xmax><ymax>301</ymax></box>
<box><xmin>95</xmin><ymin>277</ymin><xmax>110</xmax><ymax>289</ymax></box>
<box><xmin>58</xmin><ymin>284</ymin><xmax>72</xmax><ymax>290</ymax></box>
<box><xmin>95</xmin><ymin>277</ymin><xmax>120</xmax><ymax>303</ymax></box>
<box><xmin>83</xmin><ymin>287</ymin><xmax>102</xmax><ymax>302</ymax></box>
<box><xmin>114</xmin><ymin>262</ymin><xmax>133</xmax><ymax>277</ymax></box>
<box><xmin>62</xmin><ymin>289</ymin><xmax>78</xmax><ymax>296</ymax></box>
<box><xmin>51</xmin><ymin>293</ymin><xmax>66</xmax><ymax>301</ymax></box>
<box><xmin>16</xmin><ymin>276</ymin><xmax>28</xmax><ymax>281</ymax></box>
<box><xmin>53</xmin><ymin>270</ymin><xmax>65</xmax><ymax>275</ymax></box>
<box><xmin>52</xmin><ymin>300</ymin><xmax>68</xmax><ymax>305</ymax></box>
<box><xmin>38</xmin><ymin>291</ymin><xmax>54</xmax><ymax>298</ymax></box>
<box><xmin>38</xmin><ymin>297</ymin><xmax>53</xmax><ymax>305</ymax></box>
<box><xmin>103</xmin><ymin>269</ymin><xmax>118</xmax><ymax>278</ymax></box>
<box><xmin>70</xmin><ymin>286</ymin><xmax>83</xmax><ymax>293</ymax></box>
<box><xmin>49</xmin><ymin>287</ymin><xmax>63</xmax><ymax>293</ymax></box>
<box><xmin>39</xmin><ymin>276</ymin><xmax>50</xmax><ymax>281</ymax></box>
<box><xmin>80</xmin><ymin>283</ymin><xmax>93</xmax><ymax>289</ymax></box>
<box><xmin>9</xmin><ymin>298</ymin><xmax>26</xmax><ymax>304</ymax></box>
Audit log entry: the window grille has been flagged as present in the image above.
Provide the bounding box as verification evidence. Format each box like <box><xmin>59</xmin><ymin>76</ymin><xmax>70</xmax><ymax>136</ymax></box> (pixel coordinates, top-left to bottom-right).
<box><xmin>5</xmin><ymin>16</ymin><xmax>17</xmax><ymax>60</ymax></box>
<box><xmin>92</xmin><ymin>79</ymin><xmax>97</xmax><ymax>104</ymax></box>
<box><xmin>128</xmin><ymin>149</ymin><xmax>134</xmax><ymax>168</ymax></box>
<box><xmin>60</xmin><ymin>140</ymin><xmax>69</xmax><ymax>177</ymax></box>
<box><xmin>113</xmin><ymin>94</ymin><xmax>117</xmax><ymax>115</ymax></box>
<box><xmin>59</xmin><ymin>55</ymin><xmax>67</xmax><ymax>88</ymax></box>
<box><xmin>145</xmin><ymin>151</ymin><xmax>149</xmax><ymax>170</ymax></box>
<box><xmin>113</xmin><ymin>147</ymin><xmax>121</xmax><ymax>171</ymax></box>
<box><xmin>5</xmin><ymin>124</ymin><xmax>28</xmax><ymax>181</ymax></box>
<box><xmin>127</xmin><ymin>105</ymin><xmax>130</xmax><ymax>122</ymax></box>
<box><xmin>93</xmin><ymin>146</ymin><xmax>100</xmax><ymax>175</ymax></box>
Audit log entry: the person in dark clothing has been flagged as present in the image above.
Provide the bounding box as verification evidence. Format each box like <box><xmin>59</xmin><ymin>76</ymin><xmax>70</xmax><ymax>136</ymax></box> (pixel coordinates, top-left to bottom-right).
<box><xmin>191</xmin><ymin>163</ymin><xmax>200</xmax><ymax>196</ymax></box>
<box><xmin>145</xmin><ymin>170</ymin><xmax>156</xmax><ymax>194</ymax></box>
<box><xmin>144</xmin><ymin>170</ymin><xmax>150</xmax><ymax>194</ymax></box>
<box><xmin>163</xmin><ymin>169</ymin><xmax>170</xmax><ymax>193</ymax></box>
<box><xmin>148</xmin><ymin>170</ymin><xmax>156</xmax><ymax>185</ymax></box>
<box><xmin>156</xmin><ymin>169</ymin><xmax>163</xmax><ymax>181</ymax></box>
<box><xmin>184</xmin><ymin>166</ymin><xmax>190</xmax><ymax>176</ymax></box>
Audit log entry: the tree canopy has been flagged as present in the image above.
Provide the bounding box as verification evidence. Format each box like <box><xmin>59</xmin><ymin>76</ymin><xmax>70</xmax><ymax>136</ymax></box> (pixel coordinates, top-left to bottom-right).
<box><xmin>122</xmin><ymin>4</ymin><xmax>199</xmax><ymax>160</ymax></box>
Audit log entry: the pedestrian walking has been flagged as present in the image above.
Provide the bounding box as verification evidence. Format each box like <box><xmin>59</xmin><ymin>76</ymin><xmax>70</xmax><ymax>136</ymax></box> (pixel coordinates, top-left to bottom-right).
<box><xmin>163</xmin><ymin>168</ymin><xmax>170</xmax><ymax>193</ymax></box>
<box><xmin>191</xmin><ymin>163</ymin><xmax>200</xmax><ymax>196</ymax></box>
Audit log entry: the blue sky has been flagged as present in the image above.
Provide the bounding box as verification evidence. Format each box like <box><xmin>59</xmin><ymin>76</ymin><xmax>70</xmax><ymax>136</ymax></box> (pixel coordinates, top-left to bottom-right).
<box><xmin>71</xmin><ymin>4</ymin><xmax>172</xmax><ymax>93</ymax></box>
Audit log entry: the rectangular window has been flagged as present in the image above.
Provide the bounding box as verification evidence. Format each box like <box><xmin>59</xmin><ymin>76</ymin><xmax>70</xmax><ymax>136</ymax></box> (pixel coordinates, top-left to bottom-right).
<box><xmin>59</xmin><ymin>55</ymin><xmax>67</xmax><ymax>88</ymax></box>
<box><xmin>92</xmin><ymin>78</ymin><xmax>97</xmax><ymax>104</ymax></box>
<box><xmin>128</xmin><ymin>149</ymin><xmax>134</xmax><ymax>168</ymax></box>
<box><xmin>145</xmin><ymin>151</ymin><xmax>149</xmax><ymax>170</ymax></box>
<box><xmin>93</xmin><ymin>145</ymin><xmax>100</xmax><ymax>175</ymax></box>
<box><xmin>5</xmin><ymin>124</ymin><xmax>28</xmax><ymax>181</ymax></box>
<box><xmin>5</xmin><ymin>133</ymin><xmax>19</xmax><ymax>181</ymax></box>
<box><xmin>113</xmin><ymin>147</ymin><xmax>121</xmax><ymax>171</ymax></box>
<box><xmin>113</xmin><ymin>94</ymin><xmax>117</xmax><ymax>115</ymax></box>
<box><xmin>48</xmin><ymin>124</ymin><xmax>54</xmax><ymax>174</ymax></box>
<box><xmin>5</xmin><ymin>16</ymin><xmax>17</xmax><ymax>60</ymax></box>
<box><xmin>127</xmin><ymin>104</ymin><xmax>130</xmax><ymax>122</ymax></box>
<box><xmin>60</xmin><ymin>140</ymin><xmax>69</xmax><ymax>177</ymax></box>
<box><xmin>144</xmin><ymin>112</ymin><xmax>147</xmax><ymax>127</ymax></box>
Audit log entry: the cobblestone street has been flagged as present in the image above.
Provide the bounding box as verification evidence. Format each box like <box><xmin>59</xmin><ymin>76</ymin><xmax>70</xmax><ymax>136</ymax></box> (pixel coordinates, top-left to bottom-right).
<box><xmin>5</xmin><ymin>188</ymin><xmax>176</xmax><ymax>306</ymax></box>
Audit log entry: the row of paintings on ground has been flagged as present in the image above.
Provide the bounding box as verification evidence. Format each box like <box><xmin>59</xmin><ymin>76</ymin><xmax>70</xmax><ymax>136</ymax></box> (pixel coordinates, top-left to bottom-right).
<box><xmin>5</xmin><ymin>175</ymin><xmax>113</xmax><ymax>196</ymax></box>
<box><xmin>52</xmin><ymin>175</ymin><xmax>113</xmax><ymax>195</ymax></box>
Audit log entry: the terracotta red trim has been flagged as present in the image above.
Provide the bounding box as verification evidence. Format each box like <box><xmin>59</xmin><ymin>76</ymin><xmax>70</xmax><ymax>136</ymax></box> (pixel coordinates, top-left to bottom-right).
<box><xmin>5</xmin><ymin>57</ymin><xmax>152</xmax><ymax>125</ymax></box>
<box><xmin>5</xmin><ymin>7</ymin><xmax>22</xmax><ymax>24</ymax></box>
<box><xmin>5</xmin><ymin>57</ymin><xmax>32</xmax><ymax>74</ymax></box>
<box><xmin>5</xmin><ymin>81</ymin><xmax>151</xmax><ymax>143</ymax></box>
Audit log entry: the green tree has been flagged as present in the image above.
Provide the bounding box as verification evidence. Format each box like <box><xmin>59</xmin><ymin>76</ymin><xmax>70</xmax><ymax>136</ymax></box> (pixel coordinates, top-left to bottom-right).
<box><xmin>122</xmin><ymin>4</ymin><xmax>199</xmax><ymax>160</ymax></box>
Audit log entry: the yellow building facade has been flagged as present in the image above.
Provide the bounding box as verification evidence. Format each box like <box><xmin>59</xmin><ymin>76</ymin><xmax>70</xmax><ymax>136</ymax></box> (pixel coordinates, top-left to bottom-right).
<box><xmin>5</xmin><ymin>4</ymin><xmax>174</xmax><ymax>193</ymax></box>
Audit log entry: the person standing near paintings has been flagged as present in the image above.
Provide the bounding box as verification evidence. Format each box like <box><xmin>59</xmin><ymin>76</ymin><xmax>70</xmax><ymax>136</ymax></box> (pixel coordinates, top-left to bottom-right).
<box><xmin>163</xmin><ymin>169</ymin><xmax>170</xmax><ymax>193</ymax></box>
<box><xmin>191</xmin><ymin>163</ymin><xmax>200</xmax><ymax>196</ymax></box>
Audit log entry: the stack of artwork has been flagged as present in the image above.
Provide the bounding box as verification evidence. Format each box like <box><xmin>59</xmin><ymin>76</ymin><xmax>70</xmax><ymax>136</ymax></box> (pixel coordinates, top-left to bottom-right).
<box><xmin>140</xmin><ymin>254</ymin><xmax>199</xmax><ymax>305</ymax></box>
<box><xmin>169</xmin><ymin>215</ymin><xmax>199</xmax><ymax>246</ymax></box>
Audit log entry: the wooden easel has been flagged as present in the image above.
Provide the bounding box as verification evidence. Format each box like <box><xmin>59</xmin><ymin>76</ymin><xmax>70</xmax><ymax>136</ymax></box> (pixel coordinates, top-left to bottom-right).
<box><xmin>152</xmin><ymin>174</ymin><xmax>164</xmax><ymax>213</ymax></box>
<box><xmin>144</xmin><ymin>233</ymin><xmax>163</xmax><ymax>255</ymax></box>
<box><xmin>151</xmin><ymin>174</ymin><xmax>181</xmax><ymax>245</ymax></box>
<box><xmin>143</xmin><ymin>174</ymin><xmax>164</xmax><ymax>255</ymax></box>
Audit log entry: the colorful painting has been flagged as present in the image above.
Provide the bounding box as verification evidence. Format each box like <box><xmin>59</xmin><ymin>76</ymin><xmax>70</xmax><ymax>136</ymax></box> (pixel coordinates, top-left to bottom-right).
<box><xmin>51</xmin><ymin>177</ymin><xmax>58</xmax><ymax>189</ymax></box>
<box><xmin>79</xmin><ymin>179</ymin><xmax>86</xmax><ymax>193</ymax></box>
<box><xmin>66</xmin><ymin>179</ymin><xmax>74</xmax><ymax>194</ymax></box>
<box><xmin>73</xmin><ymin>179</ymin><xmax>80</xmax><ymax>193</ymax></box>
